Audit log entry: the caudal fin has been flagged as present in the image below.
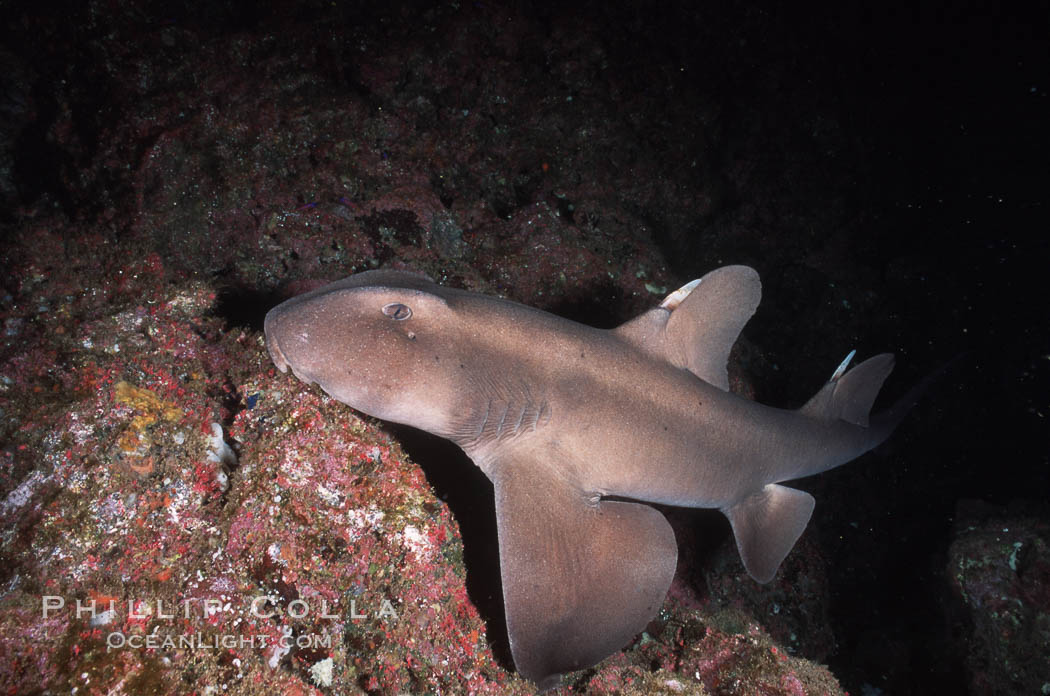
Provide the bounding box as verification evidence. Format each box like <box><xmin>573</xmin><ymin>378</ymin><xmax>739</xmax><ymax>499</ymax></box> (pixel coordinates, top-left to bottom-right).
<box><xmin>868</xmin><ymin>354</ymin><xmax>963</xmax><ymax>435</ymax></box>
<box><xmin>802</xmin><ymin>350</ymin><xmax>957</xmax><ymax>449</ymax></box>
<box><xmin>725</xmin><ymin>352</ymin><xmax>948</xmax><ymax>585</ymax></box>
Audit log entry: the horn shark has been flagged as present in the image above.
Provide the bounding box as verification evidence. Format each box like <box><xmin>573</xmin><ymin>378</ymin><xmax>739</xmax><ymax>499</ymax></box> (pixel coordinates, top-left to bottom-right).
<box><xmin>263</xmin><ymin>265</ymin><xmax>921</xmax><ymax>689</ymax></box>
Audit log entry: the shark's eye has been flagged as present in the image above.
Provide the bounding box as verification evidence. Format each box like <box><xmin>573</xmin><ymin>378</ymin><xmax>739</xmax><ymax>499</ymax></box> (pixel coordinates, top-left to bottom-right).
<box><xmin>381</xmin><ymin>302</ymin><xmax>412</xmax><ymax>320</ymax></box>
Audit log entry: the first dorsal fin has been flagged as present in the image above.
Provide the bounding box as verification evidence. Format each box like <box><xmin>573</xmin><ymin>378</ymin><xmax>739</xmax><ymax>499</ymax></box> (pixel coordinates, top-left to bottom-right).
<box><xmin>613</xmin><ymin>265</ymin><xmax>761</xmax><ymax>390</ymax></box>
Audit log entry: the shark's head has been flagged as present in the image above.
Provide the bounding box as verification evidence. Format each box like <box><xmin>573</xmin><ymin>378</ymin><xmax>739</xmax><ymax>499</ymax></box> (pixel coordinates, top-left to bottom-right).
<box><xmin>263</xmin><ymin>270</ymin><xmax>468</xmax><ymax>434</ymax></box>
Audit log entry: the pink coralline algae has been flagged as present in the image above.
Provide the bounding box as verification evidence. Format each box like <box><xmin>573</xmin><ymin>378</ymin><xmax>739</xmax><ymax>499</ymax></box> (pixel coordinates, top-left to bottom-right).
<box><xmin>0</xmin><ymin>278</ymin><xmax>533</xmax><ymax>695</ymax></box>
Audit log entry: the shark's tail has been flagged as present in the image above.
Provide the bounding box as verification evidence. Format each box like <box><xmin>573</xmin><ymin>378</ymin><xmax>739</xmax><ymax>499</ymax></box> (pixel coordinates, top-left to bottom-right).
<box><xmin>725</xmin><ymin>351</ymin><xmax>952</xmax><ymax>586</ymax></box>
<box><xmin>721</xmin><ymin>352</ymin><xmax>895</xmax><ymax>585</ymax></box>
<box><xmin>867</xmin><ymin>354</ymin><xmax>962</xmax><ymax>443</ymax></box>
<box><xmin>802</xmin><ymin>349</ymin><xmax>957</xmax><ymax>449</ymax></box>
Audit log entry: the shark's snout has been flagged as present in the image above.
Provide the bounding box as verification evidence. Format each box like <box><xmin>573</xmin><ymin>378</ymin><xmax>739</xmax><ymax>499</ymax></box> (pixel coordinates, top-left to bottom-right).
<box><xmin>267</xmin><ymin>335</ymin><xmax>289</xmax><ymax>373</ymax></box>
<box><xmin>263</xmin><ymin>313</ymin><xmax>290</xmax><ymax>373</ymax></box>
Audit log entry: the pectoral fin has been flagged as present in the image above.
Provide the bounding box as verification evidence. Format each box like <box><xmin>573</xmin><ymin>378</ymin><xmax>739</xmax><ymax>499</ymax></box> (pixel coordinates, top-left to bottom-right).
<box><xmin>491</xmin><ymin>457</ymin><xmax>677</xmax><ymax>689</ymax></box>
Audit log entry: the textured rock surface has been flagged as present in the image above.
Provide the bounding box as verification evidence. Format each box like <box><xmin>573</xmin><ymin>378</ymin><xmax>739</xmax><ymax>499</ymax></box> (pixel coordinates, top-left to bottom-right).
<box><xmin>947</xmin><ymin>502</ymin><xmax>1050</xmax><ymax>696</ymax></box>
